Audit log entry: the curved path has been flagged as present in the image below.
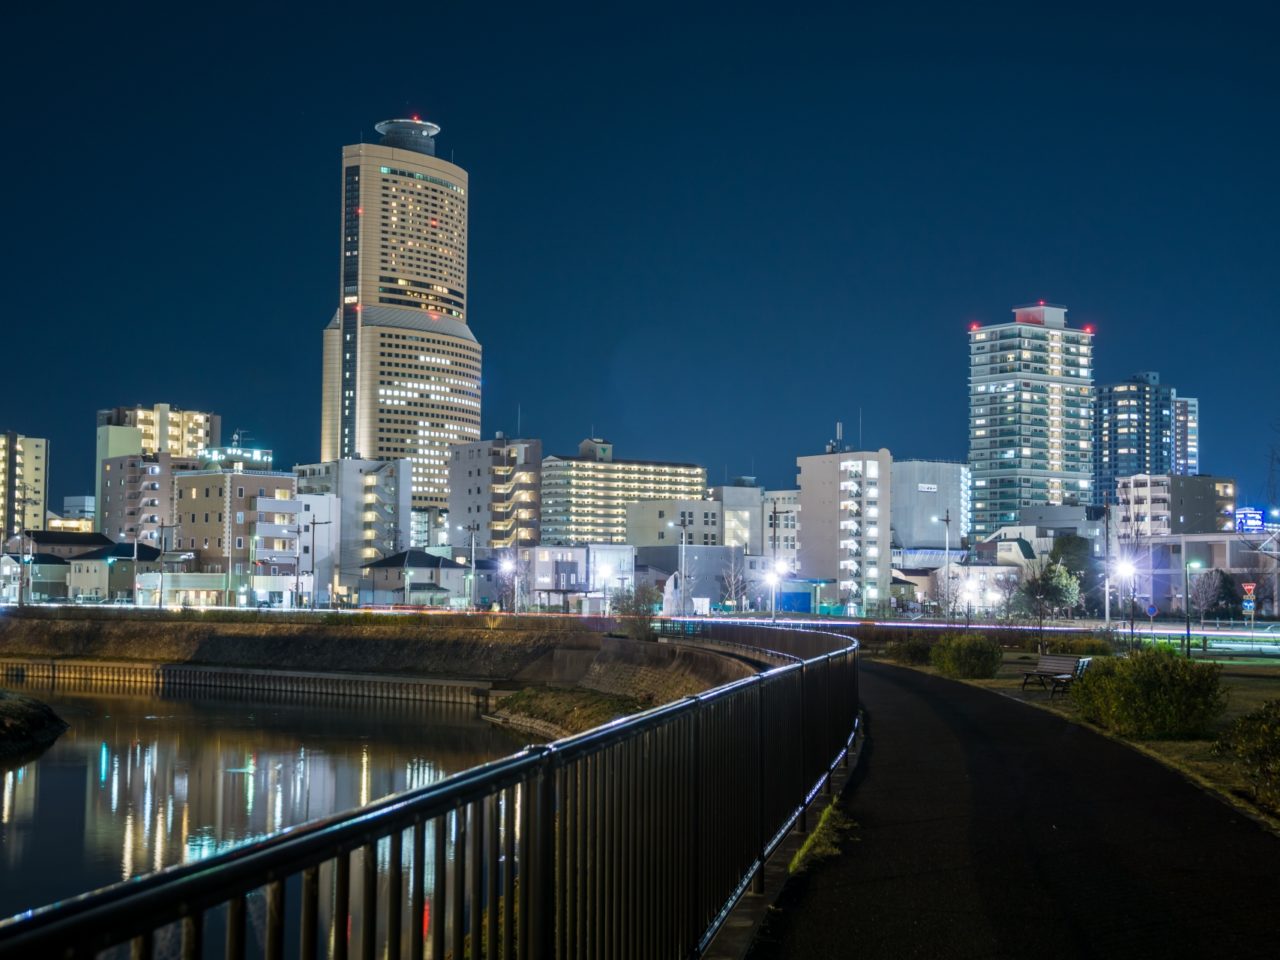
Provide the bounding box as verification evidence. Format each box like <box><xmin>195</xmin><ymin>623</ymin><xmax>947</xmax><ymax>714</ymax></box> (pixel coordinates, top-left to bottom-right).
<box><xmin>747</xmin><ymin>660</ymin><xmax>1280</xmax><ymax>959</ymax></box>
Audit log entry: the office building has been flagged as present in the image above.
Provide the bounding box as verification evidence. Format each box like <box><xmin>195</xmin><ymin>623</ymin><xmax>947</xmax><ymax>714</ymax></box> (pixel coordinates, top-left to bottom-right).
<box><xmin>1173</xmin><ymin>396</ymin><xmax>1200</xmax><ymax>476</ymax></box>
<box><xmin>319</xmin><ymin>118</ymin><xmax>481</xmax><ymax>511</ymax></box>
<box><xmin>1116</xmin><ymin>474</ymin><xmax>1236</xmax><ymax>538</ymax></box>
<box><xmin>968</xmin><ymin>302</ymin><xmax>1094</xmax><ymax>539</ymax></box>
<box><xmin>1</xmin><ymin>432</ymin><xmax>48</xmax><ymax>537</ymax></box>
<box><xmin>796</xmin><ymin>447</ymin><xmax>893</xmax><ymax>615</ymax></box>
<box><xmin>889</xmin><ymin>460</ymin><xmax>970</xmax><ymax>556</ymax></box>
<box><xmin>447</xmin><ymin>434</ymin><xmax>542</xmax><ymax>550</ymax></box>
<box><xmin>540</xmin><ymin>439</ymin><xmax>706</xmax><ymax>544</ymax></box>
<box><xmin>295</xmin><ymin>458</ymin><xmax>412</xmax><ymax>602</ymax></box>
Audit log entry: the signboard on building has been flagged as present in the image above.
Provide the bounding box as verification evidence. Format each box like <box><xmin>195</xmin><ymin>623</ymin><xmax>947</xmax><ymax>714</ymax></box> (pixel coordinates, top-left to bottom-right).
<box><xmin>917</xmin><ymin>483</ymin><xmax>938</xmax><ymax>493</ymax></box>
<box><xmin>1235</xmin><ymin>508</ymin><xmax>1264</xmax><ymax>534</ymax></box>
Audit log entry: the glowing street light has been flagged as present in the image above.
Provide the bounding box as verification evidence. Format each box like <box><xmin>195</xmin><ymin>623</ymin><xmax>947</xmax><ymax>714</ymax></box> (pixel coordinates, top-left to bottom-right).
<box><xmin>500</xmin><ymin>557</ymin><xmax>518</xmax><ymax>613</ymax></box>
<box><xmin>1183</xmin><ymin>556</ymin><xmax>1202</xmax><ymax>658</ymax></box>
<box><xmin>599</xmin><ymin>563</ymin><xmax>614</xmax><ymax>615</ymax></box>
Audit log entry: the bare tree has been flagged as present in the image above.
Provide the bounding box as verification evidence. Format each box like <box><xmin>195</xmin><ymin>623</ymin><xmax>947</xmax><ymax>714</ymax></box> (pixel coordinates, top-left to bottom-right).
<box><xmin>721</xmin><ymin>555</ymin><xmax>748</xmax><ymax>613</ymax></box>
<box><xmin>1189</xmin><ymin>568</ymin><xmax>1227</xmax><ymax>624</ymax></box>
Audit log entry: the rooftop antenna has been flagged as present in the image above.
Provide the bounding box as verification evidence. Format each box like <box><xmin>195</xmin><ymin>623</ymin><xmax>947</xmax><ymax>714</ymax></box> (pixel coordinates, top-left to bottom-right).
<box><xmin>517</xmin><ymin>402</ymin><xmax>522</xmax><ymax>437</ymax></box>
<box><xmin>859</xmin><ymin>408</ymin><xmax>863</xmax><ymax>449</ymax></box>
<box><xmin>836</xmin><ymin>420</ymin><xmax>844</xmax><ymax>451</ymax></box>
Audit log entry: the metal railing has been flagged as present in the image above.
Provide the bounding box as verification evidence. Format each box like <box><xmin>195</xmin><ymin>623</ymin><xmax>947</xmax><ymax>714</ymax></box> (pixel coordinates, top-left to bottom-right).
<box><xmin>0</xmin><ymin>620</ymin><xmax>858</xmax><ymax>959</ymax></box>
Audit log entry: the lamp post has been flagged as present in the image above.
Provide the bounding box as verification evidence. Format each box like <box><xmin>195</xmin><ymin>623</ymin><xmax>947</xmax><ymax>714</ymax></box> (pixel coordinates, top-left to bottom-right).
<box><xmin>766</xmin><ymin>570</ymin><xmax>779</xmax><ymax>621</ymax></box>
<box><xmin>1182</xmin><ymin>557</ymin><xmax>1202</xmax><ymax>659</ymax></box>
<box><xmin>932</xmin><ymin>511</ymin><xmax>952</xmax><ymax>623</ymax></box>
<box><xmin>1117</xmin><ymin>559</ymin><xmax>1137</xmax><ymax>653</ymax></box>
<box><xmin>668</xmin><ymin>516</ymin><xmax>692</xmax><ymax>617</ymax></box>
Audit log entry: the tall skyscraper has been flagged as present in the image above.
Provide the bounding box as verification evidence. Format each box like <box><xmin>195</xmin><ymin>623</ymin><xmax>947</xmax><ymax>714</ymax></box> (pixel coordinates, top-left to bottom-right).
<box><xmin>1094</xmin><ymin>372</ymin><xmax>1200</xmax><ymax>505</ymax></box>
<box><xmin>1094</xmin><ymin>372</ymin><xmax>1175</xmax><ymax>505</ymax></box>
<box><xmin>968</xmin><ymin>303</ymin><xmax>1094</xmax><ymax>539</ymax></box>
<box><xmin>320</xmin><ymin>119</ymin><xmax>481</xmax><ymax>511</ymax></box>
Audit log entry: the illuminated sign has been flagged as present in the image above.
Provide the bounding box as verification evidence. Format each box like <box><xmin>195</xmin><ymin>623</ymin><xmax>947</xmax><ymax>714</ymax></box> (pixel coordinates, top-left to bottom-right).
<box><xmin>1235</xmin><ymin>508</ymin><xmax>1264</xmax><ymax>534</ymax></box>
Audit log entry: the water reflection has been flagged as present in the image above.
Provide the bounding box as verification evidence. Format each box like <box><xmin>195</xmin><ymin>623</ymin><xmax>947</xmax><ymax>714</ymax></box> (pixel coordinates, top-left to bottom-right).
<box><xmin>0</xmin><ymin>681</ymin><xmax>524</xmax><ymax>921</ymax></box>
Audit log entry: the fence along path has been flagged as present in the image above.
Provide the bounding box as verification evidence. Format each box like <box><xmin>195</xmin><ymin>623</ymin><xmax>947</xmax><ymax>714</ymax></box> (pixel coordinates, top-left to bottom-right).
<box><xmin>0</xmin><ymin>618</ymin><xmax>859</xmax><ymax>960</ymax></box>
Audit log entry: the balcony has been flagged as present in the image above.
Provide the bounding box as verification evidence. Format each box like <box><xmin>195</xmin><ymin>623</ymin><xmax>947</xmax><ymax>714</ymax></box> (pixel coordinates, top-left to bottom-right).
<box><xmin>253</xmin><ymin>522</ymin><xmax>295</xmax><ymax>540</ymax></box>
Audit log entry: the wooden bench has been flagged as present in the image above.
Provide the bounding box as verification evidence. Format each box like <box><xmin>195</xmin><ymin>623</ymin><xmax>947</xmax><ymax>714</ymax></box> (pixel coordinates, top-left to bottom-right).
<box><xmin>1022</xmin><ymin>654</ymin><xmax>1092</xmax><ymax>698</ymax></box>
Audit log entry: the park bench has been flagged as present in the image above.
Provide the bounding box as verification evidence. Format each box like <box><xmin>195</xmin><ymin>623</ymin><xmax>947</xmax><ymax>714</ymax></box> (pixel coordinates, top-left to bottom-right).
<box><xmin>1021</xmin><ymin>654</ymin><xmax>1092</xmax><ymax>698</ymax></box>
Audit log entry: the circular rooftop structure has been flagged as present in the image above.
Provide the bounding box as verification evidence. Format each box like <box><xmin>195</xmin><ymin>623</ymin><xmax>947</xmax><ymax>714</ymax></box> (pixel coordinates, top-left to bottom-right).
<box><xmin>375</xmin><ymin>118</ymin><xmax>441</xmax><ymax>156</ymax></box>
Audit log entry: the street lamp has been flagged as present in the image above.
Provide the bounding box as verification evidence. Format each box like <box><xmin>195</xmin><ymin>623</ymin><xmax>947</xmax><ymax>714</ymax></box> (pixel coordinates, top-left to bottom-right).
<box><xmin>1182</xmin><ymin>557</ymin><xmax>1202</xmax><ymax>659</ymax></box>
<box><xmin>501</xmin><ymin>557</ymin><xmax>518</xmax><ymax>613</ymax></box>
<box><xmin>1117</xmin><ymin>559</ymin><xmax>1137</xmax><ymax>652</ymax></box>
<box><xmin>932</xmin><ymin>511</ymin><xmax>952</xmax><ymax>623</ymax></box>
<box><xmin>766</xmin><ymin>570</ymin><xmax>779</xmax><ymax>621</ymax></box>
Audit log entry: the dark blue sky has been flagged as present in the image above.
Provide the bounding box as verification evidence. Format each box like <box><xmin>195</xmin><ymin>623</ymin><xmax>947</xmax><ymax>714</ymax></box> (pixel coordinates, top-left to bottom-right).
<box><xmin>4</xmin><ymin>2</ymin><xmax>1277</xmax><ymax>506</ymax></box>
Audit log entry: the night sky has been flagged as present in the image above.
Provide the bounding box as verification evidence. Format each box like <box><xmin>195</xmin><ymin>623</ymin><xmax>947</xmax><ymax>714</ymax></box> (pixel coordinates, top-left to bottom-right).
<box><xmin>4</xmin><ymin>2</ymin><xmax>1277</xmax><ymax>507</ymax></box>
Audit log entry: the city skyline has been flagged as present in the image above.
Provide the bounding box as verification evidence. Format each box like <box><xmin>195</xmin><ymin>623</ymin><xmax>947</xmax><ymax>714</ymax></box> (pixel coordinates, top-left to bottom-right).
<box><xmin>3</xmin><ymin>4</ymin><xmax>1276</xmax><ymax>506</ymax></box>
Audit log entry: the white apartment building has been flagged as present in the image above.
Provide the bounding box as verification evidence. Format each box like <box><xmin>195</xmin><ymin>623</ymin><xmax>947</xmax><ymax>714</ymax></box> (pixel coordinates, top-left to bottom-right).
<box><xmin>541</xmin><ymin>439</ymin><xmax>706</xmax><ymax>544</ymax></box>
<box><xmin>969</xmin><ymin>303</ymin><xmax>1094</xmax><ymax>539</ymax></box>
<box><xmin>796</xmin><ymin>448</ymin><xmax>892</xmax><ymax>614</ymax></box>
<box><xmin>295</xmin><ymin>458</ymin><xmax>412</xmax><ymax>602</ymax></box>
<box><xmin>764</xmin><ymin>489</ymin><xmax>800</xmax><ymax>572</ymax></box>
<box><xmin>447</xmin><ymin>434</ymin><xmax>541</xmax><ymax>549</ymax></box>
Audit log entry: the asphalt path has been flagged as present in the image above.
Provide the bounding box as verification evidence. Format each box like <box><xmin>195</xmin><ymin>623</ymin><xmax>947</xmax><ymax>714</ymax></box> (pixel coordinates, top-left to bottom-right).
<box><xmin>747</xmin><ymin>660</ymin><xmax>1280</xmax><ymax>959</ymax></box>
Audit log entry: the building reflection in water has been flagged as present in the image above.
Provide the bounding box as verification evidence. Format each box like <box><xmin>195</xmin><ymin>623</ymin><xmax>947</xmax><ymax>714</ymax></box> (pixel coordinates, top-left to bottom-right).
<box><xmin>0</xmin><ymin>682</ymin><xmax>524</xmax><ymax>923</ymax></box>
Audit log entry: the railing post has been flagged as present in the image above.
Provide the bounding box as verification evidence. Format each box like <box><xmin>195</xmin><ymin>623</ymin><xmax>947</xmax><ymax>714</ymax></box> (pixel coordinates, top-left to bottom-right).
<box><xmin>752</xmin><ymin>676</ymin><xmax>765</xmax><ymax>895</ymax></box>
<box><xmin>528</xmin><ymin>748</ymin><xmax>557</xmax><ymax>959</ymax></box>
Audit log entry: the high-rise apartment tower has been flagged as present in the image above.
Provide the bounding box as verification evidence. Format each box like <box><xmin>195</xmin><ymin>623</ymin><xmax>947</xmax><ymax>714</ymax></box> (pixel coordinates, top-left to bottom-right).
<box><xmin>968</xmin><ymin>303</ymin><xmax>1094</xmax><ymax>538</ymax></box>
<box><xmin>320</xmin><ymin>119</ymin><xmax>481</xmax><ymax>511</ymax></box>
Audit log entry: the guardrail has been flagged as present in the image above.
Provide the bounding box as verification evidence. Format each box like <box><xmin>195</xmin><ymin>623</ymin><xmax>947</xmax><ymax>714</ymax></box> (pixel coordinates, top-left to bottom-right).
<box><xmin>0</xmin><ymin>619</ymin><xmax>858</xmax><ymax>959</ymax></box>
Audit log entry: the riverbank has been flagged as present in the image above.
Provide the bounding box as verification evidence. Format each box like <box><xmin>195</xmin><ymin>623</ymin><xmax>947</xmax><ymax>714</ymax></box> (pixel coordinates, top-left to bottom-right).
<box><xmin>0</xmin><ymin>690</ymin><xmax>68</xmax><ymax>762</ymax></box>
<box><xmin>0</xmin><ymin>610</ymin><xmax>597</xmax><ymax>680</ymax></box>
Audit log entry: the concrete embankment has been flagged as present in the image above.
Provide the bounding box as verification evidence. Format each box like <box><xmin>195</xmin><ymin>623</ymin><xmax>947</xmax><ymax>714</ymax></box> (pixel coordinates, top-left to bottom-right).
<box><xmin>0</xmin><ymin>611</ymin><xmax>598</xmax><ymax>681</ymax></box>
<box><xmin>0</xmin><ymin>690</ymin><xmax>68</xmax><ymax>762</ymax></box>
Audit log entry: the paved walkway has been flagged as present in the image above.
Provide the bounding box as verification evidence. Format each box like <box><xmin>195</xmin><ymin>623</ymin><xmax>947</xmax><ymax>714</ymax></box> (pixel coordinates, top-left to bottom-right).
<box><xmin>747</xmin><ymin>660</ymin><xmax>1280</xmax><ymax>959</ymax></box>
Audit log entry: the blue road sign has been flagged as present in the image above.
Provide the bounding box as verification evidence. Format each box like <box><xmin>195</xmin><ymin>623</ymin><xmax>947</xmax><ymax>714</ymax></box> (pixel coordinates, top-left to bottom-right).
<box><xmin>1243</xmin><ymin>599</ymin><xmax>1256</xmax><ymax>613</ymax></box>
<box><xmin>1146</xmin><ymin>604</ymin><xmax>1159</xmax><ymax>617</ymax></box>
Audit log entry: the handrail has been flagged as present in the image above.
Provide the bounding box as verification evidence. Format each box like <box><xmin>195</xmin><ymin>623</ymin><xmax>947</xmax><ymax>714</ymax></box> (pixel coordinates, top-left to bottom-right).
<box><xmin>0</xmin><ymin>618</ymin><xmax>860</xmax><ymax>960</ymax></box>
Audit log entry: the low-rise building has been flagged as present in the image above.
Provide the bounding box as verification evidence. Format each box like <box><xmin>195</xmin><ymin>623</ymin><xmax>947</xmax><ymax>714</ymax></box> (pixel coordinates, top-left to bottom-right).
<box><xmin>67</xmin><ymin>543</ymin><xmax>162</xmax><ymax>602</ymax></box>
<box><xmin>1124</xmin><ymin>532</ymin><xmax>1280</xmax><ymax>617</ymax></box>
<box><xmin>361</xmin><ymin>550</ymin><xmax>468</xmax><ymax>607</ymax></box>
<box><xmin>625</xmin><ymin>499</ymin><xmax>723</xmax><ymax>547</ymax></box>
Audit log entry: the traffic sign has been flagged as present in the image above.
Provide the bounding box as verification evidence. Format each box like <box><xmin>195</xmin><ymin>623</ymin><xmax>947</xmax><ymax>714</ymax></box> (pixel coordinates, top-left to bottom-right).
<box><xmin>1146</xmin><ymin>604</ymin><xmax>1158</xmax><ymax>617</ymax></box>
<box><xmin>1243</xmin><ymin>599</ymin><xmax>1256</xmax><ymax>613</ymax></box>
<box><xmin>1243</xmin><ymin>582</ymin><xmax>1257</xmax><ymax>597</ymax></box>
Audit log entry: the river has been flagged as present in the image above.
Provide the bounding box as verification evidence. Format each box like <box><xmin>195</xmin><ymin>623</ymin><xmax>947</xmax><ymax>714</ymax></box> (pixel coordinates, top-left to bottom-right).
<box><xmin>0</xmin><ymin>680</ymin><xmax>525</xmax><ymax>922</ymax></box>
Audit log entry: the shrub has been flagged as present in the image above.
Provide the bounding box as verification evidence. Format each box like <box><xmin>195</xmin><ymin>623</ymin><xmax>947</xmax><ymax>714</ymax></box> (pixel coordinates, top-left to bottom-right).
<box><xmin>1215</xmin><ymin>699</ymin><xmax>1280</xmax><ymax>812</ymax></box>
<box><xmin>891</xmin><ymin>636</ymin><xmax>933</xmax><ymax>665</ymax></box>
<box><xmin>1071</xmin><ymin>648</ymin><xmax>1225</xmax><ymax>739</ymax></box>
<box><xmin>929</xmin><ymin>633</ymin><xmax>1004</xmax><ymax>679</ymax></box>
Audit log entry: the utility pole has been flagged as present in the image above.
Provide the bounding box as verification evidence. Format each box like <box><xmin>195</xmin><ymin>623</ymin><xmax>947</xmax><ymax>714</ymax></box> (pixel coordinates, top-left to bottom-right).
<box><xmin>156</xmin><ymin>520</ymin><xmax>169</xmax><ymax>609</ymax></box>
<box><xmin>1103</xmin><ymin>497</ymin><xmax>1112</xmax><ymax>629</ymax></box>
<box><xmin>668</xmin><ymin>514</ymin><xmax>692</xmax><ymax>616</ymax></box>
